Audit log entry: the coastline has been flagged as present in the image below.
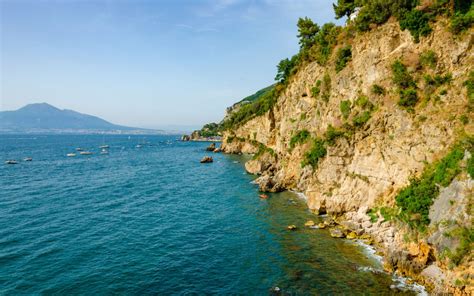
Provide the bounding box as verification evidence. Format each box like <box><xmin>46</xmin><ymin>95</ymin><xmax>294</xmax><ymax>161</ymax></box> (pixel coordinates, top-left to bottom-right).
<box><xmin>288</xmin><ymin>190</ymin><xmax>429</xmax><ymax>295</ymax></box>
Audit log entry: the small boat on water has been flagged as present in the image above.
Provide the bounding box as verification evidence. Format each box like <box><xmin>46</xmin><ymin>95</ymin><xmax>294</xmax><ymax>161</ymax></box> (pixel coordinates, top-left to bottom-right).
<box><xmin>100</xmin><ymin>149</ymin><xmax>109</xmax><ymax>155</ymax></box>
<box><xmin>5</xmin><ymin>160</ymin><xmax>18</xmax><ymax>165</ymax></box>
<box><xmin>76</xmin><ymin>148</ymin><xmax>84</xmax><ymax>151</ymax></box>
<box><xmin>80</xmin><ymin>151</ymin><xmax>93</xmax><ymax>155</ymax></box>
<box><xmin>99</xmin><ymin>145</ymin><xmax>109</xmax><ymax>149</ymax></box>
<box><xmin>67</xmin><ymin>153</ymin><xmax>76</xmax><ymax>157</ymax></box>
<box><xmin>136</xmin><ymin>144</ymin><xmax>143</xmax><ymax>148</ymax></box>
<box><xmin>259</xmin><ymin>194</ymin><xmax>269</xmax><ymax>199</ymax></box>
<box><xmin>23</xmin><ymin>157</ymin><xmax>33</xmax><ymax>162</ymax></box>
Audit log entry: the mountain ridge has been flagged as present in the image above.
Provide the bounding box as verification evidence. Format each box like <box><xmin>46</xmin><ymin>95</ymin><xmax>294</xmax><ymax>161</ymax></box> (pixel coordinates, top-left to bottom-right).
<box><xmin>0</xmin><ymin>103</ymin><xmax>161</xmax><ymax>134</ymax></box>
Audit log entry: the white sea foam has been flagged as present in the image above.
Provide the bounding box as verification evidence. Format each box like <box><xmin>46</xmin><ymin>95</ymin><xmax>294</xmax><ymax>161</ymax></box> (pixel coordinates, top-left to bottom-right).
<box><xmin>353</xmin><ymin>240</ymin><xmax>383</xmax><ymax>264</ymax></box>
<box><xmin>353</xmin><ymin>240</ymin><xmax>428</xmax><ymax>296</ymax></box>
<box><xmin>391</xmin><ymin>274</ymin><xmax>428</xmax><ymax>296</ymax></box>
<box><xmin>290</xmin><ymin>190</ymin><xmax>307</xmax><ymax>201</ymax></box>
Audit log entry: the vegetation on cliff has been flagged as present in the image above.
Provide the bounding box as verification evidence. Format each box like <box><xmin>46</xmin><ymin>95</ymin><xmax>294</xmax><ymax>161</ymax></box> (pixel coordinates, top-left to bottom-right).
<box><xmin>218</xmin><ymin>0</ymin><xmax>473</xmax><ymax>134</ymax></box>
<box><xmin>396</xmin><ymin>138</ymin><xmax>473</xmax><ymax>230</ymax></box>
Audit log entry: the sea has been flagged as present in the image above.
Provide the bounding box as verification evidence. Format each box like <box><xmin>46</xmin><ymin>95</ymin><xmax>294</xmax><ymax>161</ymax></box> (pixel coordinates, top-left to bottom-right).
<box><xmin>0</xmin><ymin>135</ymin><xmax>425</xmax><ymax>295</ymax></box>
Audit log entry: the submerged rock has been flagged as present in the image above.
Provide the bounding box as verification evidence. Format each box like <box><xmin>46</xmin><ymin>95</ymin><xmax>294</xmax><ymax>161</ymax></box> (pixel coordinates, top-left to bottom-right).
<box><xmin>304</xmin><ymin>220</ymin><xmax>315</xmax><ymax>227</ymax></box>
<box><xmin>200</xmin><ymin>156</ymin><xmax>213</xmax><ymax>163</ymax></box>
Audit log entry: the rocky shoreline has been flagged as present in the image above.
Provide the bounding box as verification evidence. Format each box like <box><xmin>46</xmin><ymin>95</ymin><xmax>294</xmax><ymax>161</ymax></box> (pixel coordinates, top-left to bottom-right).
<box><xmin>219</xmin><ymin>137</ymin><xmax>472</xmax><ymax>295</ymax></box>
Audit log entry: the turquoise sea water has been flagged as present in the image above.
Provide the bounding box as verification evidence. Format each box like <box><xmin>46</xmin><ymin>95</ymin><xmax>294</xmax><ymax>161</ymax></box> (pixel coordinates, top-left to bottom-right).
<box><xmin>1</xmin><ymin>135</ymin><xmax>418</xmax><ymax>295</ymax></box>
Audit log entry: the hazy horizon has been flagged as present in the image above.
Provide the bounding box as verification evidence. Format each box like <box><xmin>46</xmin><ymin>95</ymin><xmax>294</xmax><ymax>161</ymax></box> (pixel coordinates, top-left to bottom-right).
<box><xmin>1</xmin><ymin>0</ymin><xmax>342</xmax><ymax>129</ymax></box>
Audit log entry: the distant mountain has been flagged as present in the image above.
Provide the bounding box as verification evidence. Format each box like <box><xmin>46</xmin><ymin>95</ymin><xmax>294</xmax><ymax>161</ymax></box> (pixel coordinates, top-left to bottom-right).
<box><xmin>0</xmin><ymin>103</ymin><xmax>161</xmax><ymax>134</ymax></box>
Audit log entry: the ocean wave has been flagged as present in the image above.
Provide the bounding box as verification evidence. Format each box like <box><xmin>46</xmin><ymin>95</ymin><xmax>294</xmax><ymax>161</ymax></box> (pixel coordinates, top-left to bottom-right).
<box><xmin>289</xmin><ymin>190</ymin><xmax>307</xmax><ymax>201</ymax></box>
<box><xmin>353</xmin><ymin>240</ymin><xmax>428</xmax><ymax>296</ymax></box>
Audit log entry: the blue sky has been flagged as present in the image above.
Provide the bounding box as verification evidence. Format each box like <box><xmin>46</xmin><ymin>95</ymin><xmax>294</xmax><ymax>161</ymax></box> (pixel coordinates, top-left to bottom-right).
<box><xmin>1</xmin><ymin>0</ymin><xmax>341</xmax><ymax>130</ymax></box>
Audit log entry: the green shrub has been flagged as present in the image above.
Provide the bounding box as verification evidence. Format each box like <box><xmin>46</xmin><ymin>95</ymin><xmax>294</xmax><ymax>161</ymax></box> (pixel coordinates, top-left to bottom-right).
<box><xmin>467</xmin><ymin>154</ymin><xmax>474</xmax><ymax>179</ymax></box>
<box><xmin>398</xmin><ymin>87</ymin><xmax>418</xmax><ymax>108</ymax></box>
<box><xmin>340</xmin><ymin>100</ymin><xmax>352</xmax><ymax>119</ymax></box>
<box><xmin>335</xmin><ymin>45</ymin><xmax>352</xmax><ymax>72</ymax></box>
<box><xmin>392</xmin><ymin>60</ymin><xmax>415</xmax><ymax>88</ymax></box>
<box><xmin>325</xmin><ymin>125</ymin><xmax>345</xmax><ymax>145</ymax></box>
<box><xmin>371</xmin><ymin>84</ymin><xmax>385</xmax><ymax>95</ymax></box>
<box><xmin>464</xmin><ymin>71</ymin><xmax>474</xmax><ymax>109</ymax></box>
<box><xmin>444</xmin><ymin>227</ymin><xmax>473</xmax><ymax>266</ymax></box>
<box><xmin>367</xmin><ymin>208</ymin><xmax>379</xmax><ymax>223</ymax></box>
<box><xmin>352</xmin><ymin>111</ymin><xmax>372</xmax><ymax>127</ymax></box>
<box><xmin>460</xmin><ymin>114</ymin><xmax>469</xmax><ymax>125</ymax></box>
<box><xmin>424</xmin><ymin>73</ymin><xmax>453</xmax><ymax>87</ymax></box>
<box><xmin>399</xmin><ymin>8</ymin><xmax>433</xmax><ymax>43</ymax></box>
<box><xmin>420</xmin><ymin>50</ymin><xmax>438</xmax><ymax>69</ymax></box>
<box><xmin>311</xmin><ymin>80</ymin><xmax>321</xmax><ymax>97</ymax></box>
<box><xmin>396</xmin><ymin>143</ymin><xmax>467</xmax><ymax>229</ymax></box>
<box><xmin>253</xmin><ymin>142</ymin><xmax>275</xmax><ymax>160</ymax></box>
<box><xmin>321</xmin><ymin>73</ymin><xmax>332</xmax><ymax>102</ymax></box>
<box><xmin>301</xmin><ymin>137</ymin><xmax>327</xmax><ymax>168</ymax></box>
<box><xmin>289</xmin><ymin>129</ymin><xmax>310</xmax><ymax>150</ymax></box>
<box><xmin>355</xmin><ymin>95</ymin><xmax>373</xmax><ymax>110</ymax></box>
<box><xmin>451</xmin><ymin>9</ymin><xmax>474</xmax><ymax>34</ymax></box>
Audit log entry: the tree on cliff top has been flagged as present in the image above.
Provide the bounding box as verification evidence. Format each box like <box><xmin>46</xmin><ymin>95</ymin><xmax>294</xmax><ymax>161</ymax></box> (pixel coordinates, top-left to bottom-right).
<box><xmin>333</xmin><ymin>0</ymin><xmax>357</xmax><ymax>19</ymax></box>
<box><xmin>297</xmin><ymin>17</ymin><xmax>320</xmax><ymax>50</ymax></box>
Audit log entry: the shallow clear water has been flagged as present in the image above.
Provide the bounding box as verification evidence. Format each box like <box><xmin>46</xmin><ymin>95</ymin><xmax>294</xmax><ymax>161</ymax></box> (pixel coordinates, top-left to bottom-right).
<box><xmin>0</xmin><ymin>135</ymin><xmax>416</xmax><ymax>294</ymax></box>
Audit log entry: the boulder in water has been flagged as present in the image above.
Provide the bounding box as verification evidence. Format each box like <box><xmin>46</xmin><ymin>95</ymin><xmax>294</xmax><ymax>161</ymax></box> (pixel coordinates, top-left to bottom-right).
<box><xmin>181</xmin><ymin>135</ymin><xmax>190</xmax><ymax>141</ymax></box>
<box><xmin>346</xmin><ymin>232</ymin><xmax>358</xmax><ymax>239</ymax></box>
<box><xmin>200</xmin><ymin>156</ymin><xmax>213</xmax><ymax>163</ymax></box>
<box><xmin>330</xmin><ymin>228</ymin><xmax>345</xmax><ymax>238</ymax></box>
<box><xmin>287</xmin><ymin>225</ymin><xmax>297</xmax><ymax>231</ymax></box>
<box><xmin>206</xmin><ymin>143</ymin><xmax>216</xmax><ymax>151</ymax></box>
<box><xmin>304</xmin><ymin>220</ymin><xmax>315</xmax><ymax>227</ymax></box>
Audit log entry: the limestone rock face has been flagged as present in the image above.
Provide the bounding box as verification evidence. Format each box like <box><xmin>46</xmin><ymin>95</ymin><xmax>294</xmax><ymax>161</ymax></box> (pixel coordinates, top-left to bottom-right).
<box><xmin>219</xmin><ymin>18</ymin><xmax>473</xmax><ymax>294</ymax></box>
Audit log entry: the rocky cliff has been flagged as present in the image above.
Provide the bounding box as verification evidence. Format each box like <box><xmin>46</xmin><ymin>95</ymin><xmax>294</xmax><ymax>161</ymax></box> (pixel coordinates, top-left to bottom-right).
<box><xmin>220</xmin><ymin>16</ymin><xmax>473</xmax><ymax>295</ymax></box>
